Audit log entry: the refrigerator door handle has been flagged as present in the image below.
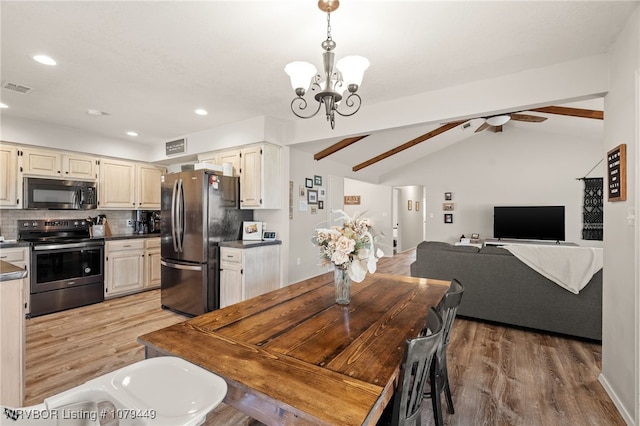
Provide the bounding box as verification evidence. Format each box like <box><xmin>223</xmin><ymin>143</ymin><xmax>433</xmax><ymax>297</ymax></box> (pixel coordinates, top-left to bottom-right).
<box><xmin>171</xmin><ymin>178</ymin><xmax>180</xmax><ymax>253</ymax></box>
<box><xmin>176</xmin><ymin>178</ymin><xmax>184</xmax><ymax>253</ymax></box>
<box><xmin>160</xmin><ymin>260</ymin><xmax>203</xmax><ymax>271</ymax></box>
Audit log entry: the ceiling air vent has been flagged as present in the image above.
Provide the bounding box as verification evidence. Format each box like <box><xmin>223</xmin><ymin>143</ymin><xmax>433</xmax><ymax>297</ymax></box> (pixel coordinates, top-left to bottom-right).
<box><xmin>2</xmin><ymin>81</ymin><xmax>33</xmax><ymax>94</ymax></box>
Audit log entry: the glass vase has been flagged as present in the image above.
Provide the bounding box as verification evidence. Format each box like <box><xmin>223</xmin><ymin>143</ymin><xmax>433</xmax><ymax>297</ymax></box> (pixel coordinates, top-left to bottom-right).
<box><xmin>334</xmin><ymin>265</ymin><xmax>352</xmax><ymax>305</ymax></box>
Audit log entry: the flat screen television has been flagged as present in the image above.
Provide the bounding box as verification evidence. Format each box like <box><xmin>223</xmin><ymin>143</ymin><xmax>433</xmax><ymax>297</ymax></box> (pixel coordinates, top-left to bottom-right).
<box><xmin>493</xmin><ymin>206</ymin><xmax>565</xmax><ymax>242</ymax></box>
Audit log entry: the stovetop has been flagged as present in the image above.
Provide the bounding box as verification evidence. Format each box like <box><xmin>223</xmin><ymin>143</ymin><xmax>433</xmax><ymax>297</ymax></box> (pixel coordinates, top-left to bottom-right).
<box><xmin>18</xmin><ymin>219</ymin><xmax>92</xmax><ymax>243</ymax></box>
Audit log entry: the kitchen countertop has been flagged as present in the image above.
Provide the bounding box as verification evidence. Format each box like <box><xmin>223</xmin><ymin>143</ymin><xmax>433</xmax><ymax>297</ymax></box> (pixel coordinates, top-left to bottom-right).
<box><xmin>0</xmin><ymin>240</ymin><xmax>31</xmax><ymax>249</ymax></box>
<box><xmin>219</xmin><ymin>240</ymin><xmax>282</xmax><ymax>249</ymax></box>
<box><xmin>0</xmin><ymin>259</ymin><xmax>28</xmax><ymax>282</ymax></box>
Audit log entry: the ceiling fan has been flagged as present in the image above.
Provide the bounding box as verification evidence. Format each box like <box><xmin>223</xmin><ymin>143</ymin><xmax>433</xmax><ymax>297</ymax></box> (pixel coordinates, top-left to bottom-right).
<box><xmin>474</xmin><ymin>112</ymin><xmax>547</xmax><ymax>133</ymax></box>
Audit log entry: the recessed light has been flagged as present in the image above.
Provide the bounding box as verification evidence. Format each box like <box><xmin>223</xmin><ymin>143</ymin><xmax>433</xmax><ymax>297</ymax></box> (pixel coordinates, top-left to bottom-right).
<box><xmin>0</xmin><ymin>103</ymin><xmax>8</xmax><ymax>109</ymax></box>
<box><xmin>126</xmin><ymin>131</ymin><xmax>138</xmax><ymax>137</ymax></box>
<box><xmin>87</xmin><ymin>109</ymin><xmax>109</xmax><ymax>116</ymax></box>
<box><xmin>33</xmin><ymin>55</ymin><xmax>57</xmax><ymax>66</ymax></box>
<box><xmin>195</xmin><ymin>109</ymin><xmax>208</xmax><ymax>116</ymax></box>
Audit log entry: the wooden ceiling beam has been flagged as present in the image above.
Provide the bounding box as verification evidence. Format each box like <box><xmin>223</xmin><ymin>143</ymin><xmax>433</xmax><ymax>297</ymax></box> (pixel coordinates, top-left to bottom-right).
<box><xmin>352</xmin><ymin>121</ymin><xmax>465</xmax><ymax>172</ymax></box>
<box><xmin>314</xmin><ymin>135</ymin><xmax>370</xmax><ymax>161</ymax></box>
<box><xmin>530</xmin><ymin>106</ymin><xmax>604</xmax><ymax>120</ymax></box>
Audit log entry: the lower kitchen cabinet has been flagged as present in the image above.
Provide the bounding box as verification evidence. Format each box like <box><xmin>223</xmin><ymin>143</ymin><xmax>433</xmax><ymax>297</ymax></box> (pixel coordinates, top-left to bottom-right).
<box><xmin>219</xmin><ymin>243</ymin><xmax>280</xmax><ymax>308</ymax></box>
<box><xmin>144</xmin><ymin>238</ymin><xmax>161</xmax><ymax>289</ymax></box>
<box><xmin>0</xmin><ymin>246</ymin><xmax>29</xmax><ymax>407</ymax></box>
<box><xmin>105</xmin><ymin>237</ymin><xmax>160</xmax><ymax>299</ymax></box>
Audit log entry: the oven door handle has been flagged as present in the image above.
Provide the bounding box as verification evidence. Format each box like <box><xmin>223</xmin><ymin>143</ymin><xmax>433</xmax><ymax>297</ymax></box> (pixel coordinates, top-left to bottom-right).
<box><xmin>160</xmin><ymin>260</ymin><xmax>202</xmax><ymax>271</ymax></box>
<box><xmin>33</xmin><ymin>242</ymin><xmax>104</xmax><ymax>251</ymax></box>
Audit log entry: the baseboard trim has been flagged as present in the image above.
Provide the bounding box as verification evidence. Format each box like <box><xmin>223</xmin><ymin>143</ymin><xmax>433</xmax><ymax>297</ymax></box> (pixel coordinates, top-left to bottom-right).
<box><xmin>599</xmin><ymin>372</ymin><xmax>634</xmax><ymax>425</ymax></box>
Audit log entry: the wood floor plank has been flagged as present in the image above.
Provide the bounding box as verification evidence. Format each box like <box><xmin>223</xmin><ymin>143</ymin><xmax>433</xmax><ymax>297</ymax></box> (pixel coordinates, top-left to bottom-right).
<box><xmin>24</xmin><ymin>250</ymin><xmax>624</xmax><ymax>426</ymax></box>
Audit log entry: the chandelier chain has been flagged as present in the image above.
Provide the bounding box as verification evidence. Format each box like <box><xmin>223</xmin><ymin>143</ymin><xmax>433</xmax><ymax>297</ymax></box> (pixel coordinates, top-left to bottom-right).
<box><xmin>326</xmin><ymin>11</ymin><xmax>332</xmax><ymax>41</ymax></box>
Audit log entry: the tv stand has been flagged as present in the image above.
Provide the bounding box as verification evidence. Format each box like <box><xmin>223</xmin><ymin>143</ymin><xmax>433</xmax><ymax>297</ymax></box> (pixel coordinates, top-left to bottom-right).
<box><xmin>484</xmin><ymin>238</ymin><xmax>578</xmax><ymax>247</ymax></box>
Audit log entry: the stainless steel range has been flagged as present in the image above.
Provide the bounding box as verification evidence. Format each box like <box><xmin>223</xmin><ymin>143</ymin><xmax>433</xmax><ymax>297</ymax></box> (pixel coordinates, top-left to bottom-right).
<box><xmin>18</xmin><ymin>219</ymin><xmax>104</xmax><ymax>317</ymax></box>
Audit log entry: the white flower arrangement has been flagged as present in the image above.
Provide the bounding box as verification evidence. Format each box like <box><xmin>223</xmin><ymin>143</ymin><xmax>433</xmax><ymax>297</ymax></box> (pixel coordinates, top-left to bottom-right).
<box><xmin>312</xmin><ymin>210</ymin><xmax>384</xmax><ymax>282</ymax></box>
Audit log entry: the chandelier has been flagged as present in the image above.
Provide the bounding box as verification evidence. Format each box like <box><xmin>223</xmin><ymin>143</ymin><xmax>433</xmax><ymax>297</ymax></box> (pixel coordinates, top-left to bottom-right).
<box><xmin>284</xmin><ymin>0</ymin><xmax>369</xmax><ymax>129</ymax></box>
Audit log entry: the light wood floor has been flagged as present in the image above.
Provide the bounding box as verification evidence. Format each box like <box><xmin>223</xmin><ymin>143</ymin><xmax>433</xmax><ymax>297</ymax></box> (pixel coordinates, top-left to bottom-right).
<box><xmin>24</xmin><ymin>250</ymin><xmax>624</xmax><ymax>425</ymax></box>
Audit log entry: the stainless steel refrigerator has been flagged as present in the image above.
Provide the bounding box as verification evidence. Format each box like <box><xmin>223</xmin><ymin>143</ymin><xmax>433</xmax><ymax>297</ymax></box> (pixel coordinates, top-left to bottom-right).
<box><xmin>160</xmin><ymin>170</ymin><xmax>252</xmax><ymax>316</ymax></box>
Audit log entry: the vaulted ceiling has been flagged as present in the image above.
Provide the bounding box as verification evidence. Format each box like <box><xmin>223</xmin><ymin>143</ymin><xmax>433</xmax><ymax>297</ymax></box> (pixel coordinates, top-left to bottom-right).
<box><xmin>0</xmin><ymin>1</ymin><xmax>634</xmax><ymax>177</ymax></box>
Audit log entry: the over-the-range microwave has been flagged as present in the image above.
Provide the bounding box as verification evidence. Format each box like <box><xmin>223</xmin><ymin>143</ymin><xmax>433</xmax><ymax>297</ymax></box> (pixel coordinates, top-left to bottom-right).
<box><xmin>24</xmin><ymin>177</ymin><xmax>98</xmax><ymax>210</ymax></box>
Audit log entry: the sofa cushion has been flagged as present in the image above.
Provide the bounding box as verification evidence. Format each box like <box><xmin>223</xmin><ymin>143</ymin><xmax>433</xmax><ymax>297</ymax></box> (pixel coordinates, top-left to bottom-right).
<box><xmin>417</xmin><ymin>241</ymin><xmax>480</xmax><ymax>253</ymax></box>
<box><xmin>478</xmin><ymin>246</ymin><xmax>511</xmax><ymax>255</ymax></box>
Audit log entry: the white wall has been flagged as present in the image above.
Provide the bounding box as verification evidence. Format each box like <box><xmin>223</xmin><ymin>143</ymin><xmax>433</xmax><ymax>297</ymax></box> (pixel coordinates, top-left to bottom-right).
<box><xmin>394</xmin><ymin>186</ymin><xmax>425</xmax><ymax>252</ymax></box>
<box><xmin>600</xmin><ymin>7</ymin><xmax>639</xmax><ymax>425</ymax></box>
<box><xmin>343</xmin><ymin>178</ymin><xmax>394</xmax><ymax>257</ymax></box>
<box><xmin>382</xmin><ymin>126</ymin><xmax>604</xmax><ymax>247</ymax></box>
<box><xmin>287</xmin><ymin>147</ymin><xmax>356</xmax><ymax>283</ymax></box>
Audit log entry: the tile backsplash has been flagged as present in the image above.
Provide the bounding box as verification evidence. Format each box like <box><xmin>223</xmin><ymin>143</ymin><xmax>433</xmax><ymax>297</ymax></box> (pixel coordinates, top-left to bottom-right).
<box><xmin>0</xmin><ymin>210</ymin><xmax>136</xmax><ymax>240</ymax></box>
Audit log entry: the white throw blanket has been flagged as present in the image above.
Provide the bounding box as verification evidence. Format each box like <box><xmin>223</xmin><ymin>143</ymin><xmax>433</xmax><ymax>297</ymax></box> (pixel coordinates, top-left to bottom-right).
<box><xmin>501</xmin><ymin>245</ymin><xmax>603</xmax><ymax>294</ymax></box>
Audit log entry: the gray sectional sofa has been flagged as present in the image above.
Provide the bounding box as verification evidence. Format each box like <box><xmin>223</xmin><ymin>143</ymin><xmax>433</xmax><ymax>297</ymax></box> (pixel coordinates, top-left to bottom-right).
<box><xmin>410</xmin><ymin>241</ymin><xmax>602</xmax><ymax>340</ymax></box>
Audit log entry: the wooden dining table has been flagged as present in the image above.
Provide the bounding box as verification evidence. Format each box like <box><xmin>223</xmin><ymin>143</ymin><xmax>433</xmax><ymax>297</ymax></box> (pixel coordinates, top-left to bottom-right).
<box><xmin>138</xmin><ymin>272</ymin><xmax>450</xmax><ymax>426</ymax></box>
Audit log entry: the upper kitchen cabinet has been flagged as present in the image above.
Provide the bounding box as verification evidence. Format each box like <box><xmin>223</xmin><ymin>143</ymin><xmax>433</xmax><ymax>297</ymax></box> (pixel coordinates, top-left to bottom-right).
<box><xmin>136</xmin><ymin>163</ymin><xmax>164</xmax><ymax>209</ymax></box>
<box><xmin>199</xmin><ymin>149</ymin><xmax>241</xmax><ymax>176</ymax></box>
<box><xmin>0</xmin><ymin>145</ymin><xmax>19</xmax><ymax>207</ymax></box>
<box><xmin>240</xmin><ymin>143</ymin><xmax>281</xmax><ymax>209</ymax></box>
<box><xmin>20</xmin><ymin>148</ymin><xmax>97</xmax><ymax>180</ymax></box>
<box><xmin>99</xmin><ymin>159</ymin><xmax>164</xmax><ymax>209</ymax></box>
<box><xmin>99</xmin><ymin>158</ymin><xmax>136</xmax><ymax>208</ymax></box>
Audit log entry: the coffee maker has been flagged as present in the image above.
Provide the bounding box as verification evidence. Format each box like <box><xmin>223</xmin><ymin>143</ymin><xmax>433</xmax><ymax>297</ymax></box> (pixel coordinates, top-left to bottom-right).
<box><xmin>134</xmin><ymin>210</ymin><xmax>161</xmax><ymax>234</ymax></box>
<box><xmin>147</xmin><ymin>211</ymin><xmax>161</xmax><ymax>233</ymax></box>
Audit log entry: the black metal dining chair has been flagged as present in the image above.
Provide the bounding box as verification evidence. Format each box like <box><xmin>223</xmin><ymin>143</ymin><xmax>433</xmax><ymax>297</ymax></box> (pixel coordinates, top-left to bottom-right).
<box><xmin>378</xmin><ymin>307</ymin><xmax>443</xmax><ymax>426</ymax></box>
<box><xmin>423</xmin><ymin>278</ymin><xmax>464</xmax><ymax>426</ymax></box>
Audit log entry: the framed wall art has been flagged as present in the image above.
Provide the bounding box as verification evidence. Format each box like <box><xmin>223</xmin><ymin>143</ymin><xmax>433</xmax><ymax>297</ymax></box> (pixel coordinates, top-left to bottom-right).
<box><xmin>305</xmin><ymin>178</ymin><xmax>314</xmax><ymax>189</ymax></box>
<box><xmin>444</xmin><ymin>213</ymin><xmax>453</xmax><ymax>224</ymax></box>
<box><xmin>307</xmin><ymin>189</ymin><xmax>318</xmax><ymax>204</ymax></box>
<box><xmin>607</xmin><ymin>143</ymin><xmax>626</xmax><ymax>201</ymax></box>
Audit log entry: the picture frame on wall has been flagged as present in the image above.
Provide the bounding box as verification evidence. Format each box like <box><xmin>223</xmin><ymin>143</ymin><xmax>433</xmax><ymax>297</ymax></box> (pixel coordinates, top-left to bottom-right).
<box><xmin>444</xmin><ymin>213</ymin><xmax>453</xmax><ymax>224</ymax></box>
<box><xmin>305</xmin><ymin>178</ymin><xmax>314</xmax><ymax>188</ymax></box>
<box><xmin>314</xmin><ymin>175</ymin><xmax>323</xmax><ymax>186</ymax></box>
<box><xmin>444</xmin><ymin>192</ymin><xmax>452</xmax><ymax>201</ymax></box>
<box><xmin>318</xmin><ymin>200</ymin><xmax>324</xmax><ymax>209</ymax></box>
<box><xmin>443</xmin><ymin>202</ymin><xmax>454</xmax><ymax>211</ymax></box>
<box><xmin>307</xmin><ymin>189</ymin><xmax>318</xmax><ymax>204</ymax></box>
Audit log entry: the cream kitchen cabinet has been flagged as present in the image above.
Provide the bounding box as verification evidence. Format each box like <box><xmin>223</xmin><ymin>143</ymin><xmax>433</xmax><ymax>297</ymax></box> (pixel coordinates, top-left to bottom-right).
<box><xmin>219</xmin><ymin>243</ymin><xmax>280</xmax><ymax>308</ymax></box>
<box><xmin>144</xmin><ymin>238</ymin><xmax>161</xmax><ymax>289</ymax></box>
<box><xmin>0</xmin><ymin>145</ymin><xmax>19</xmax><ymax>208</ymax></box>
<box><xmin>99</xmin><ymin>159</ymin><xmax>136</xmax><ymax>208</ymax></box>
<box><xmin>99</xmin><ymin>160</ymin><xmax>164</xmax><ymax>209</ymax></box>
<box><xmin>199</xmin><ymin>149</ymin><xmax>241</xmax><ymax>176</ymax></box>
<box><xmin>105</xmin><ymin>238</ymin><xmax>161</xmax><ymax>298</ymax></box>
<box><xmin>105</xmin><ymin>239</ymin><xmax>145</xmax><ymax>298</ymax></box>
<box><xmin>0</xmin><ymin>246</ymin><xmax>30</xmax><ymax>407</ymax></box>
<box><xmin>21</xmin><ymin>148</ymin><xmax>97</xmax><ymax>180</ymax></box>
<box><xmin>239</xmin><ymin>143</ymin><xmax>281</xmax><ymax>209</ymax></box>
<box><xmin>136</xmin><ymin>163</ymin><xmax>164</xmax><ymax>210</ymax></box>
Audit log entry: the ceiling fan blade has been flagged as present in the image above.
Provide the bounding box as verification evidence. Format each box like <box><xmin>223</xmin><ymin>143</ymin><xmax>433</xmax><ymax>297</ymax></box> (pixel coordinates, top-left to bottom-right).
<box><xmin>530</xmin><ymin>106</ymin><xmax>604</xmax><ymax>120</ymax></box>
<box><xmin>510</xmin><ymin>113</ymin><xmax>548</xmax><ymax>123</ymax></box>
<box><xmin>475</xmin><ymin>122</ymin><xmax>490</xmax><ymax>133</ymax></box>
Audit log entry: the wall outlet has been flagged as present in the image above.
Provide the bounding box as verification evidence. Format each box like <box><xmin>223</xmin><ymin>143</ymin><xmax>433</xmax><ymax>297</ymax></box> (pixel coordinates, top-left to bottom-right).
<box><xmin>126</xmin><ymin>219</ymin><xmax>134</xmax><ymax>227</ymax></box>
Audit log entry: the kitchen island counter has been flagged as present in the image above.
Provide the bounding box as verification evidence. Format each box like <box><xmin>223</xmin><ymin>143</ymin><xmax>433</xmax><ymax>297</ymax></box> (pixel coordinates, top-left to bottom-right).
<box><xmin>0</xmin><ymin>259</ymin><xmax>27</xmax><ymax>282</ymax></box>
<box><xmin>219</xmin><ymin>239</ymin><xmax>281</xmax><ymax>249</ymax></box>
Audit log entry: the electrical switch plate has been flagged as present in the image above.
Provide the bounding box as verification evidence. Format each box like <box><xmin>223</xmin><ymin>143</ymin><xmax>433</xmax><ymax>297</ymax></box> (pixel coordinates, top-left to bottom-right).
<box><xmin>126</xmin><ymin>219</ymin><xmax>134</xmax><ymax>227</ymax></box>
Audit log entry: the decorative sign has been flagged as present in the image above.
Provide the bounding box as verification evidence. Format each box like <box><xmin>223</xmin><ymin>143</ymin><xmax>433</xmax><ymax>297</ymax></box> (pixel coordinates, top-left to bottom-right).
<box><xmin>607</xmin><ymin>144</ymin><xmax>627</xmax><ymax>201</ymax></box>
<box><xmin>165</xmin><ymin>138</ymin><xmax>187</xmax><ymax>156</ymax></box>
<box><xmin>344</xmin><ymin>195</ymin><xmax>361</xmax><ymax>205</ymax></box>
